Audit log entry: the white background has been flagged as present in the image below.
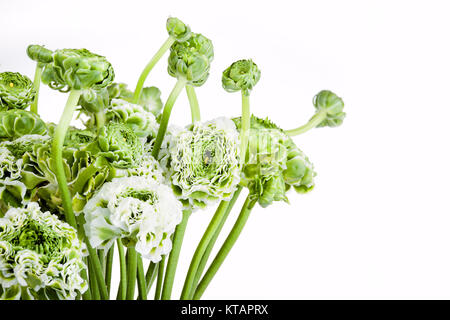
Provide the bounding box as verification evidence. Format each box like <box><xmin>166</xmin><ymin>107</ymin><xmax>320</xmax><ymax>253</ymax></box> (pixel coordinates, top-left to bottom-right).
<box><xmin>1</xmin><ymin>0</ymin><xmax>450</xmax><ymax>299</ymax></box>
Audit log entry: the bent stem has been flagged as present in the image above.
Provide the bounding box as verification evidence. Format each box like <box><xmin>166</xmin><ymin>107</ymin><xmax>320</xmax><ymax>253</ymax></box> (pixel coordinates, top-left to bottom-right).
<box><xmin>186</xmin><ymin>85</ymin><xmax>200</xmax><ymax>122</ymax></box>
<box><xmin>180</xmin><ymin>199</ymin><xmax>236</xmax><ymax>300</ymax></box>
<box><xmin>151</xmin><ymin>78</ymin><xmax>187</xmax><ymax>158</ymax></box>
<box><xmin>240</xmin><ymin>92</ymin><xmax>250</xmax><ymax>168</ymax></box>
<box><xmin>51</xmin><ymin>89</ymin><xmax>81</xmax><ymax>228</ymax></box>
<box><xmin>160</xmin><ymin>209</ymin><xmax>191</xmax><ymax>300</ymax></box>
<box><xmin>133</xmin><ymin>36</ymin><xmax>176</xmax><ymax>103</ymax></box>
<box><xmin>193</xmin><ymin>194</ymin><xmax>255</xmax><ymax>300</ymax></box>
<box><xmin>190</xmin><ymin>186</ymin><xmax>243</xmax><ymax>298</ymax></box>
<box><xmin>30</xmin><ymin>63</ymin><xmax>43</xmax><ymax>114</ymax></box>
<box><xmin>284</xmin><ymin>109</ymin><xmax>327</xmax><ymax>136</ymax></box>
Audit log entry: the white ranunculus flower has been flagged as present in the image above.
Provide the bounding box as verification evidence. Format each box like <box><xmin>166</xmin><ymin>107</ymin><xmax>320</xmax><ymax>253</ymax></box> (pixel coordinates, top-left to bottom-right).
<box><xmin>83</xmin><ymin>176</ymin><xmax>182</xmax><ymax>262</ymax></box>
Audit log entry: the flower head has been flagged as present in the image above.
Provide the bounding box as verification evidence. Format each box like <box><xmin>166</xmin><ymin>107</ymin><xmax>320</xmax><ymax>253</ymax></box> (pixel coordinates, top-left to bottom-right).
<box><xmin>313</xmin><ymin>90</ymin><xmax>345</xmax><ymax>127</ymax></box>
<box><xmin>167</xmin><ymin>117</ymin><xmax>240</xmax><ymax>210</ymax></box>
<box><xmin>26</xmin><ymin>45</ymin><xmax>53</xmax><ymax>64</ymax></box>
<box><xmin>222</xmin><ymin>59</ymin><xmax>261</xmax><ymax>96</ymax></box>
<box><xmin>166</xmin><ymin>17</ymin><xmax>192</xmax><ymax>42</ymax></box>
<box><xmin>0</xmin><ymin>72</ymin><xmax>36</xmax><ymax>111</ymax></box>
<box><xmin>0</xmin><ymin>109</ymin><xmax>47</xmax><ymax>141</ymax></box>
<box><xmin>41</xmin><ymin>48</ymin><xmax>115</xmax><ymax>92</ymax></box>
<box><xmin>83</xmin><ymin>176</ymin><xmax>182</xmax><ymax>262</ymax></box>
<box><xmin>0</xmin><ymin>202</ymin><xmax>87</xmax><ymax>300</ymax></box>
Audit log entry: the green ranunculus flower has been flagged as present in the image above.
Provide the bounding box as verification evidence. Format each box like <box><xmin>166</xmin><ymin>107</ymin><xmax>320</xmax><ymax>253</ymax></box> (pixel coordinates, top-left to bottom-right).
<box><xmin>41</xmin><ymin>48</ymin><xmax>115</xmax><ymax>92</ymax></box>
<box><xmin>0</xmin><ymin>202</ymin><xmax>87</xmax><ymax>300</ymax></box>
<box><xmin>95</xmin><ymin>122</ymin><xmax>144</xmax><ymax>169</ymax></box>
<box><xmin>313</xmin><ymin>90</ymin><xmax>346</xmax><ymax>128</ymax></box>
<box><xmin>83</xmin><ymin>176</ymin><xmax>182</xmax><ymax>262</ymax></box>
<box><xmin>222</xmin><ymin>59</ymin><xmax>261</xmax><ymax>96</ymax></box>
<box><xmin>0</xmin><ymin>109</ymin><xmax>47</xmax><ymax>141</ymax></box>
<box><xmin>234</xmin><ymin>116</ymin><xmax>315</xmax><ymax>207</ymax></box>
<box><xmin>78</xmin><ymin>87</ymin><xmax>110</xmax><ymax>113</ymax></box>
<box><xmin>166</xmin><ymin>117</ymin><xmax>240</xmax><ymax>210</ymax></box>
<box><xmin>0</xmin><ymin>72</ymin><xmax>36</xmax><ymax>111</ymax></box>
<box><xmin>166</xmin><ymin>17</ymin><xmax>192</xmax><ymax>42</ymax></box>
<box><xmin>167</xmin><ymin>33</ymin><xmax>214</xmax><ymax>86</ymax></box>
<box><xmin>26</xmin><ymin>45</ymin><xmax>53</xmax><ymax>64</ymax></box>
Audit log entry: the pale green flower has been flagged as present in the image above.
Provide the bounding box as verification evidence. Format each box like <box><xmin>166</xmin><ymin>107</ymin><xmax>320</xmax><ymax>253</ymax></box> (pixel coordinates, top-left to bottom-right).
<box><xmin>83</xmin><ymin>176</ymin><xmax>182</xmax><ymax>262</ymax></box>
<box><xmin>167</xmin><ymin>117</ymin><xmax>240</xmax><ymax>210</ymax></box>
<box><xmin>0</xmin><ymin>202</ymin><xmax>87</xmax><ymax>300</ymax></box>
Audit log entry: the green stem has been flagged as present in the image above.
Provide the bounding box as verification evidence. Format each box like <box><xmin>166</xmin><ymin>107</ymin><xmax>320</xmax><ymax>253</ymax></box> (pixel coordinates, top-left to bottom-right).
<box><xmin>136</xmin><ymin>254</ymin><xmax>147</xmax><ymax>300</ymax></box>
<box><xmin>284</xmin><ymin>109</ymin><xmax>327</xmax><ymax>136</ymax></box>
<box><xmin>80</xmin><ymin>259</ymin><xmax>92</xmax><ymax>300</ymax></box>
<box><xmin>151</xmin><ymin>78</ymin><xmax>187</xmax><ymax>158</ymax></box>
<box><xmin>190</xmin><ymin>186</ymin><xmax>243</xmax><ymax>297</ymax></box>
<box><xmin>154</xmin><ymin>256</ymin><xmax>166</xmax><ymax>300</ymax></box>
<box><xmin>30</xmin><ymin>63</ymin><xmax>42</xmax><ymax>114</ymax></box>
<box><xmin>133</xmin><ymin>36</ymin><xmax>176</xmax><ymax>103</ymax></box>
<box><xmin>51</xmin><ymin>89</ymin><xmax>81</xmax><ymax>228</ymax></box>
<box><xmin>95</xmin><ymin>110</ymin><xmax>106</xmax><ymax>132</ymax></box>
<box><xmin>181</xmin><ymin>199</ymin><xmax>236</xmax><ymax>300</ymax></box>
<box><xmin>186</xmin><ymin>85</ymin><xmax>200</xmax><ymax>122</ymax></box>
<box><xmin>116</xmin><ymin>239</ymin><xmax>127</xmax><ymax>300</ymax></box>
<box><xmin>87</xmin><ymin>258</ymin><xmax>100</xmax><ymax>300</ymax></box>
<box><xmin>105</xmin><ymin>245</ymin><xmax>114</xmax><ymax>295</ymax></box>
<box><xmin>126</xmin><ymin>247</ymin><xmax>138</xmax><ymax>300</ymax></box>
<box><xmin>145</xmin><ymin>262</ymin><xmax>158</xmax><ymax>295</ymax></box>
<box><xmin>193</xmin><ymin>194</ymin><xmax>255</xmax><ymax>300</ymax></box>
<box><xmin>240</xmin><ymin>92</ymin><xmax>250</xmax><ymax>168</ymax></box>
<box><xmin>160</xmin><ymin>209</ymin><xmax>191</xmax><ymax>300</ymax></box>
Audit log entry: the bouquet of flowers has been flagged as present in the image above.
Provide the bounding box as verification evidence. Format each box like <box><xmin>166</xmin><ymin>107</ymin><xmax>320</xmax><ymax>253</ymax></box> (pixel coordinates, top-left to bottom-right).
<box><xmin>0</xmin><ymin>17</ymin><xmax>345</xmax><ymax>300</ymax></box>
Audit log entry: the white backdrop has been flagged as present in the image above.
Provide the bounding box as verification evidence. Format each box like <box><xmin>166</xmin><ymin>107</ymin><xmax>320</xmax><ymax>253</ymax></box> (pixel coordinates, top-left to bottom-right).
<box><xmin>2</xmin><ymin>0</ymin><xmax>450</xmax><ymax>299</ymax></box>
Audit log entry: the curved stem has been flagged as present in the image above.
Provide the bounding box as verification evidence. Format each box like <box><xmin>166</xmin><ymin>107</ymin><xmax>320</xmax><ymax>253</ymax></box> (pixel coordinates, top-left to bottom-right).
<box><xmin>190</xmin><ymin>186</ymin><xmax>243</xmax><ymax>298</ymax></box>
<box><xmin>284</xmin><ymin>109</ymin><xmax>327</xmax><ymax>136</ymax></box>
<box><xmin>186</xmin><ymin>85</ymin><xmax>200</xmax><ymax>122</ymax></box>
<box><xmin>30</xmin><ymin>63</ymin><xmax>42</xmax><ymax>114</ymax></box>
<box><xmin>136</xmin><ymin>254</ymin><xmax>147</xmax><ymax>300</ymax></box>
<box><xmin>126</xmin><ymin>247</ymin><xmax>138</xmax><ymax>300</ymax></box>
<box><xmin>116</xmin><ymin>239</ymin><xmax>127</xmax><ymax>300</ymax></box>
<box><xmin>151</xmin><ymin>78</ymin><xmax>187</xmax><ymax>158</ymax></box>
<box><xmin>193</xmin><ymin>194</ymin><xmax>255</xmax><ymax>300</ymax></box>
<box><xmin>154</xmin><ymin>256</ymin><xmax>166</xmax><ymax>300</ymax></box>
<box><xmin>51</xmin><ymin>89</ymin><xmax>81</xmax><ymax>228</ymax></box>
<box><xmin>240</xmin><ymin>92</ymin><xmax>250</xmax><ymax>168</ymax></box>
<box><xmin>133</xmin><ymin>36</ymin><xmax>175</xmax><ymax>104</ymax></box>
<box><xmin>160</xmin><ymin>209</ymin><xmax>191</xmax><ymax>300</ymax></box>
<box><xmin>180</xmin><ymin>200</ymin><xmax>235</xmax><ymax>300</ymax></box>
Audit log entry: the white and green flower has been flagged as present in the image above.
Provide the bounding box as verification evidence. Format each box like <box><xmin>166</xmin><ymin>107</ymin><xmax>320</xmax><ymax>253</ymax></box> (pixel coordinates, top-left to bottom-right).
<box><xmin>0</xmin><ymin>202</ymin><xmax>87</xmax><ymax>300</ymax></box>
<box><xmin>83</xmin><ymin>176</ymin><xmax>182</xmax><ymax>262</ymax></box>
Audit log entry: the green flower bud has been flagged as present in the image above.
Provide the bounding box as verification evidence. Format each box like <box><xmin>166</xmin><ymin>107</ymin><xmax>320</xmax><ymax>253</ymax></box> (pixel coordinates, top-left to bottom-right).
<box><xmin>26</xmin><ymin>45</ymin><xmax>53</xmax><ymax>64</ymax></box>
<box><xmin>0</xmin><ymin>202</ymin><xmax>87</xmax><ymax>299</ymax></box>
<box><xmin>168</xmin><ymin>33</ymin><xmax>213</xmax><ymax>86</ymax></box>
<box><xmin>313</xmin><ymin>90</ymin><xmax>345</xmax><ymax>127</ymax></box>
<box><xmin>41</xmin><ymin>48</ymin><xmax>115</xmax><ymax>92</ymax></box>
<box><xmin>222</xmin><ymin>59</ymin><xmax>261</xmax><ymax>96</ymax></box>
<box><xmin>166</xmin><ymin>17</ymin><xmax>192</xmax><ymax>42</ymax></box>
<box><xmin>78</xmin><ymin>87</ymin><xmax>109</xmax><ymax>113</ymax></box>
<box><xmin>107</xmin><ymin>83</ymin><xmax>163</xmax><ymax>116</ymax></box>
<box><xmin>0</xmin><ymin>72</ymin><xmax>36</xmax><ymax>111</ymax></box>
<box><xmin>0</xmin><ymin>109</ymin><xmax>47</xmax><ymax>141</ymax></box>
<box><xmin>96</xmin><ymin>123</ymin><xmax>143</xmax><ymax>168</ymax></box>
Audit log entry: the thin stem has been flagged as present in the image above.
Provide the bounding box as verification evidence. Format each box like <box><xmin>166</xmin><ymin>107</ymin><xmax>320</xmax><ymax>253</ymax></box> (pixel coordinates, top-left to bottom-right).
<box><xmin>190</xmin><ymin>186</ymin><xmax>243</xmax><ymax>297</ymax></box>
<box><xmin>133</xmin><ymin>36</ymin><xmax>176</xmax><ymax>103</ymax></box>
<box><xmin>30</xmin><ymin>63</ymin><xmax>42</xmax><ymax>114</ymax></box>
<box><xmin>160</xmin><ymin>209</ymin><xmax>191</xmax><ymax>300</ymax></box>
<box><xmin>154</xmin><ymin>256</ymin><xmax>166</xmax><ymax>300</ymax></box>
<box><xmin>186</xmin><ymin>85</ymin><xmax>200</xmax><ymax>122</ymax></box>
<box><xmin>51</xmin><ymin>89</ymin><xmax>81</xmax><ymax>228</ymax></box>
<box><xmin>240</xmin><ymin>92</ymin><xmax>250</xmax><ymax>168</ymax></box>
<box><xmin>181</xmin><ymin>200</ymin><xmax>235</xmax><ymax>300</ymax></box>
<box><xmin>145</xmin><ymin>262</ymin><xmax>158</xmax><ymax>295</ymax></box>
<box><xmin>284</xmin><ymin>109</ymin><xmax>327</xmax><ymax>136</ymax></box>
<box><xmin>105</xmin><ymin>244</ymin><xmax>114</xmax><ymax>296</ymax></box>
<box><xmin>193</xmin><ymin>194</ymin><xmax>255</xmax><ymax>300</ymax></box>
<box><xmin>87</xmin><ymin>258</ymin><xmax>100</xmax><ymax>300</ymax></box>
<box><xmin>136</xmin><ymin>254</ymin><xmax>147</xmax><ymax>300</ymax></box>
<box><xmin>116</xmin><ymin>239</ymin><xmax>127</xmax><ymax>300</ymax></box>
<box><xmin>95</xmin><ymin>110</ymin><xmax>106</xmax><ymax>132</ymax></box>
<box><xmin>80</xmin><ymin>259</ymin><xmax>92</xmax><ymax>300</ymax></box>
<box><xmin>126</xmin><ymin>247</ymin><xmax>138</xmax><ymax>300</ymax></box>
<box><xmin>151</xmin><ymin>78</ymin><xmax>187</xmax><ymax>158</ymax></box>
